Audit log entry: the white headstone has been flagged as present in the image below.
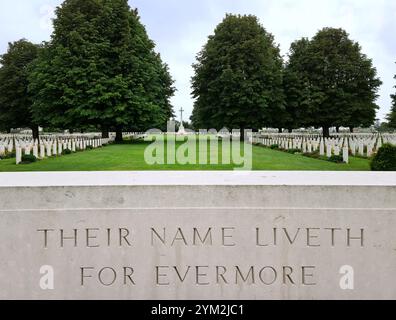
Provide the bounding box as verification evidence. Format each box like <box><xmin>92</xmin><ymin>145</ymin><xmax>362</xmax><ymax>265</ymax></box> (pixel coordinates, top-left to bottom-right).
<box><xmin>33</xmin><ymin>145</ymin><xmax>38</xmax><ymax>158</ymax></box>
<box><xmin>16</xmin><ymin>147</ymin><xmax>22</xmax><ymax>165</ymax></box>
<box><xmin>343</xmin><ymin>146</ymin><xmax>349</xmax><ymax>164</ymax></box>
<box><xmin>319</xmin><ymin>140</ymin><xmax>324</xmax><ymax>156</ymax></box>
<box><xmin>367</xmin><ymin>144</ymin><xmax>373</xmax><ymax>158</ymax></box>
<box><xmin>307</xmin><ymin>142</ymin><xmax>312</xmax><ymax>153</ymax></box>
<box><xmin>40</xmin><ymin>144</ymin><xmax>45</xmax><ymax>159</ymax></box>
<box><xmin>359</xmin><ymin>143</ymin><xmax>364</xmax><ymax>157</ymax></box>
<box><xmin>334</xmin><ymin>146</ymin><xmax>340</xmax><ymax>156</ymax></box>
<box><xmin>47</xmin><ymin>144</ymin><xmax>52</xmax><ymax>157</ymax></box>
<box><xmin>326</xmin><ymin>143</ymin><xmax>332</xmax><ymax>158</ymax></box>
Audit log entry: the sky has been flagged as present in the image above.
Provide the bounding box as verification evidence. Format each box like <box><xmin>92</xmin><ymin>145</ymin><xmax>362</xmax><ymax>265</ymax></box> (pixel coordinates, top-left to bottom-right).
<box><xmin>1</xmin><ymin>0</ymin><xmax>395</xmax><ymax>122</ymax></box>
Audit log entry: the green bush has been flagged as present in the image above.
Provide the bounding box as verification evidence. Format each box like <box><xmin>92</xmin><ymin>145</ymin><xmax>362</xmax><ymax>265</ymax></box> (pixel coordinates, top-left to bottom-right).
<box><xmin>86</xmin><ymin>145</ymin><xmax>94</xmax><ymax>150</ymax></box>
<box><xmin>270</xmin><ymin>144</ymin><xmax>279</xmax><ymax>150</ymax></box>
<box><xmin>304</xmin><ymin>152</ymin><xmax>321</xmax><ymax>159</ymax></box>
<box><xmin>286</xmin><ymin>148</ymin><xmax>301</xmax><ymax>154</ymax></box>
<box><xmin>21</xmin><ymin>154</ymin><xmax>37</xmax><ymax>163</ymax></box>
<box><xmin>62</xmin><ymin>148</ymin><xmax>72</xmax><ymax>155</ymax></box>
<box><xmin>0</xmin><ymin>152</ymin><xmax>16</xmax><ymax>160</ymax></box>
<box><xmin>328</xmin><ymin>155</ymin><xmax>344</xmax><ymax>163</ymax></box>
<box><xmin>371</xmin><ymin>144</ymin><xmax>396</xmax><ymax>171</ymax></box>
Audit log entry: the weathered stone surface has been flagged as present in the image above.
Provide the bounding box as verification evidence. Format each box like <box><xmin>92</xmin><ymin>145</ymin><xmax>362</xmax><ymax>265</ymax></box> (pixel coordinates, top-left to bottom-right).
<box><xmin>0</xmin><ymin>172</ymin><xmax>395</xmax><ymax>300</ymax></box>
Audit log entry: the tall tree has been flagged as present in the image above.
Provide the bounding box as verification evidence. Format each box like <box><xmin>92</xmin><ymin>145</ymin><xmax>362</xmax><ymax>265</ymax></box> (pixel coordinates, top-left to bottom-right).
<box><xmin>0</xmin><ymin>39</ymin><xmax>40</xmax><ymax>138</ymax></box>
<box><xmin>191</xmin><ymin>14</ymin><xmax>285</xmax><ymax>137</ymax></box>
<box><xmin>29</xmin><ymin>0</ymin><xmax>174</xmax><ymax>140</ymax></box>
<box><xmin>291</xmin><ymin>28</ymin><xmax>382</xmax><ymax>136</ymax></box>
<box><xmin>387</xmin><ymin>72</ymin><xmax>396</xmax><ymax>129</ymax></box>
<box><xmin>283</xmin><ymin>38</ymin><xmax>312</xmax><ymax>131</ymax></box>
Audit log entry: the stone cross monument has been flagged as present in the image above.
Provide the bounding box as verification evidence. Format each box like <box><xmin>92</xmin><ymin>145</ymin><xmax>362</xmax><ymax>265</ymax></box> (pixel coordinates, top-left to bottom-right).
<box><xmin>178</xmin><ymin>107</ymin><xmax>186</xmax><ymax>135</ymax></box>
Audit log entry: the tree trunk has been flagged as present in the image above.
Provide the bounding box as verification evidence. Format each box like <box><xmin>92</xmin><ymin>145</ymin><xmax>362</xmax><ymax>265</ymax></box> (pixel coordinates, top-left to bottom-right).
<box><xmin>7</xmin><ymin>128</ymin><xmax>11</xmax><ymax>134</ymax></box>
<box><xmin>101</xmin><ymin>126</ymin><xmax>109</xmax><ymax>139</ymax></box>
<box><xmin>288</xmin><ymin>128</ymin><xmax>293</xmax><ymax>133</ymax></box>
<box><xmin>32</xmin><ymin>125</ymin><xmax>40</xmax><ymax>140</ymax></box>
<box><xmin>115</xmin><ymin>126</ymin><xmax>123</xmax><ymax>143</ymax></box>
<box><xmin>278</xmin><ymin>128</ymin><xmax>282</xmax><ymax>133</ymax></box>
<box><xmin>336</xmin><ymin>126</ymin><xmax>340</xmax><ymax>133</ymax></box>
<box><xmin>322</xmin><ymin>125</ymin><xmax>330</xmax><ymax>138</ymax></box>
<box><xmin>349</xmin><ymin>126</ymin><xmax>354</xmax><ymax>133</ymax></box>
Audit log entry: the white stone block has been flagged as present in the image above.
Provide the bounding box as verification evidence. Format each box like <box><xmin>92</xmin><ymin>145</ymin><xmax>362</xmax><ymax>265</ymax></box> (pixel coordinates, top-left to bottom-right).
<box><xmin>343</xmin><ymin>146</ymin><xmax>349</xmax><ymax>164</ymax></box>
<box><xmin>15</xmin><ymin>147</ymin><xmax>22</xmax><ymax>164</ymax></box>
<box><xmin>0</xmin><ymin>172</ymin><xmax>396</xmax><ymax>300</ymax></box>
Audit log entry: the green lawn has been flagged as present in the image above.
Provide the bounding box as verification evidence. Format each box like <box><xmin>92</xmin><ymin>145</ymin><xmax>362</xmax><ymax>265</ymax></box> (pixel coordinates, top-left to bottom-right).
<box><xmin>0</xmin><ymin>140</ymin><xmax>371</xmax><ymax>171</ymax></box>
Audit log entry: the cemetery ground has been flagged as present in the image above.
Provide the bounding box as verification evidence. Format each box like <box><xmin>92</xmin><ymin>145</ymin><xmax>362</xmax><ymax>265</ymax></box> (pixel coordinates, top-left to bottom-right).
<box><xmin>0</xmin><ymin>139</ymin><xmax>370</xmax><ymax>171</ymax></box>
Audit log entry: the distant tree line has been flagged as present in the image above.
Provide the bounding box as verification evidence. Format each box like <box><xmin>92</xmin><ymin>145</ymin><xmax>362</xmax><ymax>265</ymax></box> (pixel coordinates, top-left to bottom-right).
<box><xmin>191</xmin><ymin>14</ymin><xmax>394</xmax><ymax>137</ymax></box>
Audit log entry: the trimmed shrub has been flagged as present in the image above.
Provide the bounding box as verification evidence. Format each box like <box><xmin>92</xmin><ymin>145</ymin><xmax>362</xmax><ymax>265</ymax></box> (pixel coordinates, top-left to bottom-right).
<box><xmin>270</xmin><ymin>144</ymin><xmax>279</xmax><ymax>150</ymax></box>
<box><xmin>62</xmin><ymin>148</ymin><xmax>72</xmax><ymax>155</ymax></box>
<box><xmin>286</xmin><ymin>148</ymin><xmax>301</xmax><ymax>154</ymax></box>
<box><xmin>86</xmin><ymin>145</ymin><xmax>94</xmax><ymax>150</ymax></box>
<box><xmin>0</xmin><ymin>152</ymin><xmax>16</xmax><ymax>160</ymax></box>
<box><xmin>21</xmin><ymin>154</ymin><xmax>37</xmax><ymax>163</ymax></box>
<box><xmin>328</xmin><ymin>155</ymin><xmax>344</xmax><ymax>163</ymax></box>
<box><xmin>371</xmin><ymin>144</ymin><xmax>396</xmax><ymax>171</ymax></box>
<box><xmin>304</xmin><ymin>152</ymin><xmax>321</xmax><ymax>159</ymax></box>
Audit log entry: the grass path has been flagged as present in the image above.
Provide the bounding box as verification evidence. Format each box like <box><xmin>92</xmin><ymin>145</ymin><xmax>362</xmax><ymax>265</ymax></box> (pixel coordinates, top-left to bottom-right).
<box><xmin>0</xmin><ymin>141</ymin><xmax>370</xmax><ymax>172</ymax></box>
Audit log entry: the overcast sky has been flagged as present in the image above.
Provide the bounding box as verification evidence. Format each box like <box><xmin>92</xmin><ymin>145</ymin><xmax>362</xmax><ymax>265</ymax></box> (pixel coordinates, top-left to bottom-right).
<box><xmin>1</xmin><ymin>0</ymin><xmax>395</xmax><ymax>122</ymax></box>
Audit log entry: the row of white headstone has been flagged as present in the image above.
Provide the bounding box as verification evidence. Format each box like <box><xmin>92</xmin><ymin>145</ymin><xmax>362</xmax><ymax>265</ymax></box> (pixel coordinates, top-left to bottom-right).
<box><xmin>0</xmin><ymin>136</ymin><xmax>112</xmax><ymax>164</ymax></box>
<box><xmin>250</xmin><ymin>133</ymin><xmax>396</xmax><ymax>164</ymax></box>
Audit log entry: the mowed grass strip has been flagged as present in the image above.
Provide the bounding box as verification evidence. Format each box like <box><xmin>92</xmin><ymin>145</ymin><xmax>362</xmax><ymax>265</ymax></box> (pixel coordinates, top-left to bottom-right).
<box><xmin>0</xmin><ymin>141</ymin><xmax>370</xmax><ymax>172</ymax></box>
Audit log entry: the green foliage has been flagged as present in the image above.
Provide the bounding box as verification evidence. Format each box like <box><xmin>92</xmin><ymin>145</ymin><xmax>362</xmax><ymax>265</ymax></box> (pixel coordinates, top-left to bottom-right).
<box><xmin>387</xmin><ymin>70</ymin><xmax>396</xmax><ymax>129</ymax></box>
<box><xmin>303</xmin><ymin>152</ymin><xmax>321</xmax><ymax>160</ymax></box>
<box><xmin>270</xmin><ymin>144</ymin><xmax>279</xmax><ymax>149</ymax></box>
<box><xmin>284</xmin><ymin>28</ymin><xmax>382</xmax><ymax>135</ymax></box>
<box><xmin>28</xmin><ymin>0</ymin><xmax>175</xmax><ymax>135</ymax></box>
<box><xmin>283</xmin><ymin>38</ymin><xmax>312</xmax><ymax>129</ymax></box>
<box><xmin>0</xmin><ymin>152</ymin><xmax>16</xmax><ymax>160</ymax></box>
<box><xmin>371</xmin><ymin>144</ymin><xmax>396</xmax><ymax>171</ymax></box>
<box><xmin>328</xmin><ymin>155</ymin><xmax>344</xmax><ymax>163</ymax></box>
<box><xmin>21</xmin><ymin>154</ymin><xmax>37</xmax><ymax>163</ymax></box>
<box><xmin>0</xmin><ymin>39</ymin><xmax>39</xmax><ymax>133</ymax></box>
<box><xmin>85</xmin><ymin>145</ymin><xmax>94</xmax><ymax>150</ymax></box>
<box><xmin>389</xmin><ymin>105</ymin><xmax>396</xmax><ymax>129</ymax></box>
<box><xmin>62</xmin><ymin>148</ymin><xmax>72</xmax><ymax>155</ymax></box>
<box><xmin>286</xmin><ymin>148</ymin><xmax>301</xmax><ymax>154</ymax></box>
<box><xmin>191</xmin><ymin>14</ymin><xmax>285</xmax><ymax>131</ymax></box>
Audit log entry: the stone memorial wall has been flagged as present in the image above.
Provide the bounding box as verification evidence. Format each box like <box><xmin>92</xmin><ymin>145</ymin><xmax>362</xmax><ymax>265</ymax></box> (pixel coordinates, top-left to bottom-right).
<box><xmin>0</xmin><ymin>171</ymin><xmax>395</xmax><ymax>300</ymax></box>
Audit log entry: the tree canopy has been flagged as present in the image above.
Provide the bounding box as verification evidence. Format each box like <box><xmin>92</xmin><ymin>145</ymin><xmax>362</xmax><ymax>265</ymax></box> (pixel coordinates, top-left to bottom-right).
<box><xmin>191</xmin><ymin>14</ymin><xmax>285</xmax><ymax>134</ymax></box>
<box><xmin>284</xmin><ymin>28</ymin><xmax>382</xmax><ymax>136</ymax></box>
<box><xmin>29</xmin><ymin>0</ymin><xmax>174</xmax><ymax>139</ymax></box>
<box><xmin>283</xmin><ymin>38</ymin><xmax>312</xmax><ymax>131</ymax></box>
<box><xmin>0</xmin><ymin>39</ymin><xmax>40</xmax><ymax>137</ymax></box>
